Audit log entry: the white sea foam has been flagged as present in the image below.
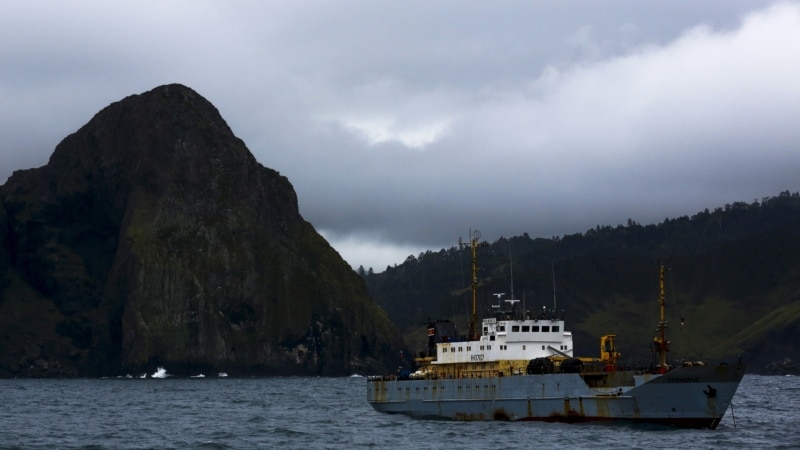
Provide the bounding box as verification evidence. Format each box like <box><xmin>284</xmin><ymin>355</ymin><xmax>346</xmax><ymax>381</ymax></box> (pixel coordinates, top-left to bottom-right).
<box><xmin>151</xmin><ymin>367</ymin><xmax>168</xmax><ymax>378</ymax></box>
<box><xmin>190</xmin><ymin>374</ymin><xmax>205</xmax><ymax>378</ymax></box>
<box><xmin>218</xmin><ymin>372</ymin><xmax>228</xmax><ymax>378</ymax></box>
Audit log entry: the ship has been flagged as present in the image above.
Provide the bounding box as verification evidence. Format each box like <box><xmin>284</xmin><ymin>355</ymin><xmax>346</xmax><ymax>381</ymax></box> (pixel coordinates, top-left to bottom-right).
<box><xmin>366</xmin><ymin>231</ymin><xmax>745</xmax><ymax>429</ymax></box>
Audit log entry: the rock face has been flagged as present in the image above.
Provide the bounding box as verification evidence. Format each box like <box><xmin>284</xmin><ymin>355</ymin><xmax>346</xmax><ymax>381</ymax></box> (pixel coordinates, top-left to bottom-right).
<box><xmin>0</xmin><ymin>84</ymin><xmax>403</xmax><ymax>377</ymax></box>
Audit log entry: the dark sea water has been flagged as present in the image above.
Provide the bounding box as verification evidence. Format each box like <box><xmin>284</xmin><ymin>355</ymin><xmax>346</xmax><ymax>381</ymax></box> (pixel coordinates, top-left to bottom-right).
<box><xmin>0</xmin><ymin>373</ymin><xmax>797</xmax><ymax>449</ymax></box>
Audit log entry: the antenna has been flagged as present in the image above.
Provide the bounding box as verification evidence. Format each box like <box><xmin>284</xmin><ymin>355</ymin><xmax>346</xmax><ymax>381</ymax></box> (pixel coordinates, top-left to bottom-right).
<box><xmin>509</xmin><ymin>253</ymin><xmax>514</xmax><ymax>303</ymax></box>
<box><xmin>551</xmin><ymin>262</ymin><xmax>557</xmax><ymax>311</ymax></box>
<box><xmin>492</xmin><ymin>293</ymin><xmax>505</xmax><ymax>308</ymax></box>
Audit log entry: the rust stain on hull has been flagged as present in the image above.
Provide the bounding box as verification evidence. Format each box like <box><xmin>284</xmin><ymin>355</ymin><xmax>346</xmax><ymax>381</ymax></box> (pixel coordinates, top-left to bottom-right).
<box><xmin>493</xmin><ymin>409</ymin><xmax>511</xmax><ymax>421</ymax></box>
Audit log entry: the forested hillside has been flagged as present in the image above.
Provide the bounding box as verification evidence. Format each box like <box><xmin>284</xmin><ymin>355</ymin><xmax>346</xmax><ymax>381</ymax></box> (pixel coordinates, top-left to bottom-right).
<box><xmin>363</xmin><ymin>191</ymin><xmax>800</xmax><ymax>374</ymax></box>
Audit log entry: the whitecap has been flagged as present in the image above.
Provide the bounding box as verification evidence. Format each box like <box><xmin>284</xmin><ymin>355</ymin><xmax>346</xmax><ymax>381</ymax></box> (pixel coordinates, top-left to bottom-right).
<box><xmin>151</xmin><ymin>367</ymin><xmax>169</xmax><ymax>378</ymax></box>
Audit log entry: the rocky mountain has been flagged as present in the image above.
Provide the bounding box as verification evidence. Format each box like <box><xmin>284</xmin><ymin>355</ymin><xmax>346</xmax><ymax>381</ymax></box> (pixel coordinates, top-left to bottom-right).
<box><xmin>0</xmin><ymin>84</ymin><xmax>403</xmax><ymax>377</ymax></box>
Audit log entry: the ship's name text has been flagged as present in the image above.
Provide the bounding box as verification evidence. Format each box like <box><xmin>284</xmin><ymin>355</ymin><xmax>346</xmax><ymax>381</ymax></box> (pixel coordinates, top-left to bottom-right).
<box><xmin>470</xmin><ymin>355</ymin><xmax>484</xmax><ymax>361</ymax></box>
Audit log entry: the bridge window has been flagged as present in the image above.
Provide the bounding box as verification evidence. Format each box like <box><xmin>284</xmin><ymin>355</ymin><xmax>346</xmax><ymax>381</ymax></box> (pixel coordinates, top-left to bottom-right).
<box><xmin>511</xmin><ymin>326</ymin><xmax>520</xmax><ymax>332</ymax></box>
<box><xmin>542</xmin><ymin>326</ymin><xmax>550</xmax><ymax>332</ymax></box>
<box><xmin>552</xmin><ymin>326</ymin><xmax>560</xmax><ymax>332</ymax></box>
<box><xmin>532</xmin><ymin>326</ymin><xmax>540</xmax><ymax>332</ymax></box>
<box><xmin>498</xmin><ymin>325</ymin><xmax>505</xmax><ymax>332</ymax></box>
<box><xmin>522</xmin><ymin>326</ymin><xmax>530</xmax><ymax>332</ymax></box>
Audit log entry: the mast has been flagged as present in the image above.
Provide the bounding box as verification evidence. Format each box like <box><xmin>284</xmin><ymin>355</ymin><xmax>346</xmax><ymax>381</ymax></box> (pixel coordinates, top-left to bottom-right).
<box><xmin>461</xmin><ymin>230</ymin><xmax>482</xmax><ymax>341</ymax></box>
<box><xmin>469</xmin><ymin>231</ymin><xmax>480</xmax><ymax>340</ymax></box>
<box><xmin>654</xmin><ymin>264</ymin><xmax>669</xmax><ymax>373</ymax></box>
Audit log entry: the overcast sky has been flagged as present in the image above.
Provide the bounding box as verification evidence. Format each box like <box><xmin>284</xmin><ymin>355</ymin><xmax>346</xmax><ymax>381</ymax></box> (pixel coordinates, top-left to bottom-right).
<box><xmin>2</xmin><ymin>1</ymin><xmax>799</xmax><ymax>271</ymax></box>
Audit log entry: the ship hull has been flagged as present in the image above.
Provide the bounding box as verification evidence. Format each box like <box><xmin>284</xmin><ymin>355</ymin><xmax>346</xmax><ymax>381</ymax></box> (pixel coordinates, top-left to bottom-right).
<box><xmin>367</xmin><ymin>361</ymin><xmax>745</xmax><ymax>429</ymax></box>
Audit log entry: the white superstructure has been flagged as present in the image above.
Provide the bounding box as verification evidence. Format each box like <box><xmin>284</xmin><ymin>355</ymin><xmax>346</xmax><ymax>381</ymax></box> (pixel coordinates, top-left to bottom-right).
<box><xmin>433</xmin><ymin>305</ymin><xmax>574</xmax><ymax>365</ymax></box>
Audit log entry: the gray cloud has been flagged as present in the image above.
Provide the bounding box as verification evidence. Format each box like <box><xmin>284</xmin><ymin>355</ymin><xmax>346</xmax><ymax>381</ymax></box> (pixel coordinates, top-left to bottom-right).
<box><xmin>2</xmin><ymin>0</ymin><xmax>797</xmax><ymax>271</ymax></box>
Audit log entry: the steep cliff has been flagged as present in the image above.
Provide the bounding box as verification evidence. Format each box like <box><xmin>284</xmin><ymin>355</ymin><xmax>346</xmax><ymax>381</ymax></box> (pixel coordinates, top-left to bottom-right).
<box><xmin>0</xmin><ymin>84</ymin><xmax>403</xmax><ymax>377</ymax></box>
